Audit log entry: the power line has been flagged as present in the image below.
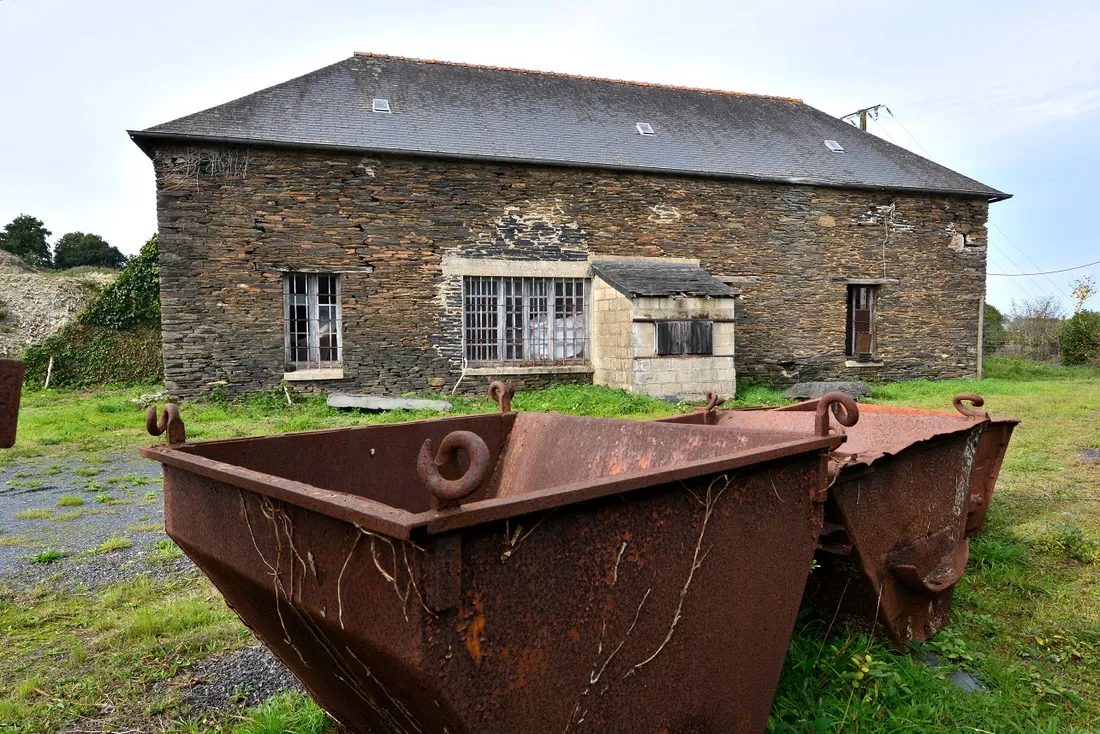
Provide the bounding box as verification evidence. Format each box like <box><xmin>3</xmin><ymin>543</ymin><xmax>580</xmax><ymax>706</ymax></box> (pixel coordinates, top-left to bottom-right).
<box><xmin>883</xmin><ymin>109</ymin><xmax>932</xmax><ymax>158</ymax></box>
<box><xmin>988</xmin><ymin>258</ymin><xmax>1100</xmax><ymax>276</ymax></box>
<box><xmin>988</xmin><ymin>241</ymin><xmax>1060</xmax><ymax>301</ymax></box>
<box><xmin>988</xmin><ymin>221</ymin><xmax>1075</xmax><ymax>299</ymax></box>
<box><xmin>875</xmin><ymin>106</ymin><xmax>1074</xmax><ymax>305</ymax></box>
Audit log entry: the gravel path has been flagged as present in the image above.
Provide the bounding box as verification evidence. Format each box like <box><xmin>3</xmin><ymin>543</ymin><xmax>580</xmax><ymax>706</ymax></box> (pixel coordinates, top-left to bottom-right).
<box><xmin>0</xmin><ymin>450</ymin><xmax>302</xmax><ymax>720</ymax></box>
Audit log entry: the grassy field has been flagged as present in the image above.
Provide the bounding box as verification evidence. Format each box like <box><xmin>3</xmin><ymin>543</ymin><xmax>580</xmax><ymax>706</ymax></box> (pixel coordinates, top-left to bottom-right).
<box><xmin>1</xmin><ymin>357</ymin><xmax>1098</xmax><ymax>731</ymax></box>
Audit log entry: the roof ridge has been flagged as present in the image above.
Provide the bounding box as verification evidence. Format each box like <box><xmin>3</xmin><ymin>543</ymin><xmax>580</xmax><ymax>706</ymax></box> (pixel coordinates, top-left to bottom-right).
<box><xmin>352</xmin><ymin>51</ymin><xmax>803</xmax><ymax>105</ymax></box>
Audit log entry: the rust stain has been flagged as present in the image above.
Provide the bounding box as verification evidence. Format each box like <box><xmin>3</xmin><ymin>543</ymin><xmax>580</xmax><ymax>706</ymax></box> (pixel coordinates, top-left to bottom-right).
<box><xmin>463</xmin><ymin>595</ymin><xmax>486</xmax><ymax>665</ymax></box>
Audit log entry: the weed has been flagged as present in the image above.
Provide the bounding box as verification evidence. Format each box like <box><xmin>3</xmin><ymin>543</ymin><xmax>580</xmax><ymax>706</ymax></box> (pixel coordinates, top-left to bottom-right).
<box><xmin>230</xmin><ymin>691</ymin><xmax>331</xmax><ymax>734</ymax></box>
<box><xmin>53</xmin><ymin>510</ymin><xmax>85</xmax><ymax>522</ymax></box>
<box><xmin>129</xmin><ymin>523</ymin><xmax>163</xmax><ymax>533</ymax></box>
<box><xmin>56</xmin><ymin>495</ymin><xmax>84</xmax><ymax>507</ymax></box>
<box><xmin>75</xmin><ymin>468</ymin><xmax>99</xmax><ymax>477</ymax></box>
<box><xmin>142</xmin><ymin>491</ymin><xmax>159</xmax><ymax>501</ymax></box>
<box><xmin>15</xmin><ymin>509</ymin><xmax>52</xmax><ymax>520</ymax></box>
<box><xmin>30</xmin><ymin>548</ymin><xmax>66</xmax><ymax>564</ymax></box>
<box><xmin>6</xmin><ymin>479</ymin><xmax>43</xmax><ymax>489</ymax></box>
<box><xmin>93</xmin><ymin>493</ymin><xmax>115</xmax><ymax>504</ymax></box>
<box><xmin>149</xmin><ymin>539</ymin><xmax>183</xmax><ymax>562</ymax></box>
<box><xmin>0</xmin><ymin>535</ymin><xmax>31</xmax><ymax>547</ymax></box>
<box><xmin>93</xmin><ymin>537</ymin><xmax>132</xmax><ymax>554</ymax></box>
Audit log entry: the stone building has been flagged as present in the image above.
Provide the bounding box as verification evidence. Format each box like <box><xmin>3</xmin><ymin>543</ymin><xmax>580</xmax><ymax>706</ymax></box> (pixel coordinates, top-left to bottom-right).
<box><xmin>129</xmin><ymin>53</ymin><xmax>1009</xmax><ymax>399</ymax></box>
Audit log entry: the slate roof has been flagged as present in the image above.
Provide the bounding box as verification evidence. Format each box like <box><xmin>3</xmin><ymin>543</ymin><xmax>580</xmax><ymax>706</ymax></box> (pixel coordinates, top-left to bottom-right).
<box><xmin>130</xmin><ymin>53</ymin><xmax>1009</xmax><ymax>201</ymax></box>
<box><xmin>590</xmin><ymin>261</ymin><xmax>741</xmax><ymax>299</ymax></box>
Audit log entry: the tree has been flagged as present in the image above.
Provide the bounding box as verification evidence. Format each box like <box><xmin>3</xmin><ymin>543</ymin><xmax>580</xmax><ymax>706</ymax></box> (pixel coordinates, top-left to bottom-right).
<box><xmin>1059</xmin><ymin>310</ymin><xmax>1100</xmax><ymax>366</ymax></box>
<box><xmin>53</xmin><ymin>232</ymin><xmax>127</xmax><ymax>269</ymax></box>
<box><xmin>1071</xmin><ymin>276</ymin><xmax>1096</xmax><ymax>314</ymax></box>
<box><xmin>0</xmin><ymin>215</ymin><xmax>51</xmax><ymax>268</ymax></box>
<box><xmin>1008</xmin><ymin>295</ymin><xmax>1063</xmax><ymax>362</ymax></box>
<box><xmin>983</xmin><ymin>302</ymin><xmax>1006</xmax><ymax>353</ymax></box>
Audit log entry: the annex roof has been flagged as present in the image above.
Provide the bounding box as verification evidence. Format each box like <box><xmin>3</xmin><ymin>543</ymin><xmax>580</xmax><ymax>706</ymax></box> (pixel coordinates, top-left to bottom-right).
<box><xmin>130</xmin><ymin>53</ymin><xmax>1009</xmax><ymax>201</ymax></box>
<box><xmin>590</xmin><ymin>261</ymin><xmax>741</xmax><ymax>299</ymax></box>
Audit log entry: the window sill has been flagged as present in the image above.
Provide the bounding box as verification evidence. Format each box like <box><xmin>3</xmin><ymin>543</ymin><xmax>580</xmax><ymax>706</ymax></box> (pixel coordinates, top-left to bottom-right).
<box><xmin>283</xmin><ymin>368</ymin><xmax>344</xmax><ymax>381</ymax></box>
<box><xmin>465</xmin><ymin>365</ymin><xmax>594</xmax><ymax>376</ymax></box>
<box><xmin>845</xmin><ymin>360</ymin><xmax>884</xmax><ymax>369</ymax></box>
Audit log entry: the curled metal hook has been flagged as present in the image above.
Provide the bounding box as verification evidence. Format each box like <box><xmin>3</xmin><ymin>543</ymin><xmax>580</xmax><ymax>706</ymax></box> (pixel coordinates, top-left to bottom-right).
<box><xmin>417</xmin><ymin>430</ymin><xmax>492</xmax><ymax>507</ymax></box>
<box><xmin>704</xmin><ymin>390</ymin><xmax>725</xmax><ymax>412</ymax></box>
<box><xmin>146</xmin><ymin>403</ymin><xmax>186</xmax><ymax>445</ymax></box>
<box><xmin>488</xmin><ymin>381</ymin><xmax>515</xmax><ymax>413</ymax></box>
<box><xmin>815</xmin><ymin>392</ymin><xmax>859</xmax><ymax>437</ymax></box>
<box><xmin>953</xmin><ymin>393</ymin><xmax>988</xmax><ymax>418</ymax></box>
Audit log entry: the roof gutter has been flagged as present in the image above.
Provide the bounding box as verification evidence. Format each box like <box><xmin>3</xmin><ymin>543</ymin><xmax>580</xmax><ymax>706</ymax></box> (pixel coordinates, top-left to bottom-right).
<box><xmin>127</xmin><ymin>130</ymin><xmax>1013</xmax><ymax>203</ymax></box>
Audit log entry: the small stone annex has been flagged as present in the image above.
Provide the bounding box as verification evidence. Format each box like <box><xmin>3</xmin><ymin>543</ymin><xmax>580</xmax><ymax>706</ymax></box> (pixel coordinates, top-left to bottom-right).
<box><xmin>129</xmin><ymin>53</ymin><xmax>1009</xmax><ymax>399</ymax></box>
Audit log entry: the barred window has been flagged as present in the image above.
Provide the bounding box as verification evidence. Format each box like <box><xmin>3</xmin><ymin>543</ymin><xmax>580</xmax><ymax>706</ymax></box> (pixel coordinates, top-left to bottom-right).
<box><xmin>845</xmin><ymin>285</ymin><xmax>876</xmax><ymax>358</ymax></box>
<box><xmin>284</xmin><ymin>273</ymin><xmax>341</xmax><ymax>367</ymax></box>
<box><xmin>463</xmin><ymin>276</ymin><xmax>588</xmax><ymax>365</ymax></box>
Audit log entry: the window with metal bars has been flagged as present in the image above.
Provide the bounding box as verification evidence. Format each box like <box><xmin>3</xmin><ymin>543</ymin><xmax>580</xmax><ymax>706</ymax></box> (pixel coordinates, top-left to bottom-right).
<box><xmin>284</xmin><ymin>273</ymin><xmax>342</xmax><ymax>368</ymax></box>
<box><xmin>845</xmin><ymin>285</ymin><xmax>876</xmax><ymax>358</ymax></box>
<box><xmin>463</xmin><ymin>276</ymin><xmax>588</xmax><ymax>365</ymax></box>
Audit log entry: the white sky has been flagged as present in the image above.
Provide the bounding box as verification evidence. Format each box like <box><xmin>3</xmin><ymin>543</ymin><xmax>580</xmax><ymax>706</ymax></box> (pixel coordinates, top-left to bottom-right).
<box><xmin>1</xmin><ymin>0</ymin><xmax>1097</xmax><ymax>312</ymax></box>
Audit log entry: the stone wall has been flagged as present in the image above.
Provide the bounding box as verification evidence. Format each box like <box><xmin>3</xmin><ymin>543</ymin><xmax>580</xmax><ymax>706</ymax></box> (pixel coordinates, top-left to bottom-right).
<box><xmin>150</xmin><ymin>144</ymin><xmax>990</xmax><ymax>396</ymax></box>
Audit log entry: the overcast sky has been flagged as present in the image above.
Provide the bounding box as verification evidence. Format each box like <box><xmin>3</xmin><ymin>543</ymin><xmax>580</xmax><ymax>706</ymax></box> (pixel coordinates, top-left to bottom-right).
<box><xmin>1</xmin><ymin>0</ymin><xmax>1097</xmax><ymax>311</ymax></box>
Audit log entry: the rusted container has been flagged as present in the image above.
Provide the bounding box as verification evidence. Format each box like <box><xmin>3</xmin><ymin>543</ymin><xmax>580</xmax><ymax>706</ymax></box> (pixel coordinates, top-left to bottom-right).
<box><xmin>0</xmin><ymin>359</ymin><xmax>25</xmax><ymax>449</ymax></box>
<box><xmin>964</xmin><ymin>416</ymin><xmax>1019</xmax><ymax>535</ymax></box>
<box><xmin>142</xmin><ymin>393</ymin><xmax>846</xmax><ymax>733</ymax></box>
<box><xmin>660</xmin><ymin>393</ymin><xmax>1018</xmax><ymax>648</ymax></box>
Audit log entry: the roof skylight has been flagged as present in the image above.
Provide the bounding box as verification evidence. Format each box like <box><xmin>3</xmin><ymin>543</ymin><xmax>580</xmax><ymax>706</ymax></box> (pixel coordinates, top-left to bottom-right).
<box><xmin>636</xmin><ymin>122</ymin><xmax>655</xmax><ymax>136</ymax></box>
<box><xmin>824</xmin><ymin>139</ymin><xmax>844</xmax><ymax>152</ymax></box>
<box><xmin>373</xmin><ymin>98</ymin><xmax>391</xmax><ymax>113</ymax></box>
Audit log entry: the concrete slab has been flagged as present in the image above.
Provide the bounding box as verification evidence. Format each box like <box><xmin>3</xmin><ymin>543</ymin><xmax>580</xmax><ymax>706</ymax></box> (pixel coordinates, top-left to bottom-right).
<box><xmin>326</xmin><ymin>394</ymin><xmax>452</xmax><ymax>412</ymax></box>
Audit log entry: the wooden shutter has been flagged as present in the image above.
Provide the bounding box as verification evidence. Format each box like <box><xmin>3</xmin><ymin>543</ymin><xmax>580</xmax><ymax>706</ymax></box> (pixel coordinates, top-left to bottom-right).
<box><xmin>657</xmin><ymin>321</ymin><xmax>713</xmax><ymax>356</ymax></box>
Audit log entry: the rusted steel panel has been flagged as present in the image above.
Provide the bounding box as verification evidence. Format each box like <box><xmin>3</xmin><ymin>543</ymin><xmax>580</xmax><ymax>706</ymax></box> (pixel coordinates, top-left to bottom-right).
<box><xmin>966</xmin><ymin>417</ymin><xmax>1019</xmax><ymax>536</ymax></box>
<box><xmin>144</xmin><ymin>401</ymin><xmax>842</xmax><ymax>733</ymax></box>
<box><xmin>0</xmin><ymin>359</ymin><xmax>24</xmax><ymax>450</ymax></box>
<box><xmin>657</xmin><ymin>392</ymin><xmax>1019</xmax><ymax>648</ymax></box>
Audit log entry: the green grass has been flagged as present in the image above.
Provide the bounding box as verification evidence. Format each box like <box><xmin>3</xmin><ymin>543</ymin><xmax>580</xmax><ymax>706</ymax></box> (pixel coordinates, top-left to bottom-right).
<box><xmin>0</xmin><ymin>382</ymin><xmax>682</xmax><ymax>463</ymax></box>
<box><xmin>92</xmin><ymin>537</ymin><xmax>132</xmax><ymax>554</ymax></box>
<box><xmin>14</xmin><ymin>509</ymin><xmax>52</xmax><ymax>521</ymax></box>
<box><xmin>769</xmin><ymin>356</ymin><xmax>1100</xmax><ymax>731</ymax></box>
<box><xmin>0</xmin><ymin>576</ymin><xmax>248</xmax><ymax>732</ymax></box>
<box><xmin>55</xmin><ymin>495</ymin><xmax>83</xmax><ymax>507</ymax></box>
<box><xmin>1</xmin><ymin>362</ymin><xmax>1097</xmax><ymax>731</ymax></box>
<box><xmin>29</xmin><ymin>549</ymin><xmax>66</xmax><ymax>564</ymax></box>
<box><xmin>228</xmin><ymin>691</ymin><xmax>330</xmax><ymax>734</ymax></box>
<box><xmin>148</xmin><ymin>539</ymin><xmax>183</xmax><ymax>563</ymax></box>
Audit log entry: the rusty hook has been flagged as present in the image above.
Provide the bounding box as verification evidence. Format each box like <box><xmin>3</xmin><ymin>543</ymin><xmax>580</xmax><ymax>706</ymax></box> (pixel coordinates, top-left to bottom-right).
<box><xmin>488</xmin><ymin>381</ymin><xmax>515</xmax><ymax>413</ymax></box>
<box><xmin>704</xmin><ymin>390</ymin><xmax>725</xmax><ymax>412</ymax></box>
<box><xmin>146</xmin><ymin>403</ymin><xmax>186</xmax><ymax>445</ymax></box>
<box><xmin>815</xmin><ymin>392</ymin><xmax>859</xmax><ymax>437</ymax></box>
<box><xmin>953</xmin><ymin>393</ymin><xmax>988</xmax><ymax>418</ymax></box>
<box><xmin>417</xmin><ymin>430</ymin><xmax>492</xmax><ymax>507</ymax></box>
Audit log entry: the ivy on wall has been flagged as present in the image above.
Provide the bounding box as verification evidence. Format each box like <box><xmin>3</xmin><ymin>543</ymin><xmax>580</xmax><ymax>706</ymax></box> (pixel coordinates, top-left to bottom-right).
<box><xmin>22</xmin><ymin>235</ymin><xmax>163</xmax><ymax>387</ymax></box>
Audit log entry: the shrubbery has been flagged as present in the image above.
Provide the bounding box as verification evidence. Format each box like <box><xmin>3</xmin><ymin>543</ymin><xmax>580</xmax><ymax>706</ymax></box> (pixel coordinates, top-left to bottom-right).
<box><xmin>22</xmin><ymin>235</ymin><xmax>162</xmax><ymax>386</ymax></box>
<box><xmin>1059</xmin><ymin>310</ymin><xmax>1100</xmax><ymax>366</ymax></box>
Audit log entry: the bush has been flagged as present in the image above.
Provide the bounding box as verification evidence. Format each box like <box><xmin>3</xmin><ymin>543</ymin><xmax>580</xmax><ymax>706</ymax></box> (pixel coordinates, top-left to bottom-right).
<box><xmin>21</xmin><ymin>234</ymin><xmax>162</xmax><ymax>387</ymax></box>
<box><xmin>1059</xmin><ymin>310</ymin><xmax>1100</xmax><ymax>366</ymax></box>
<box><xmin>79</xmin><ymin>234</ymin><xmax>160</xmax><ymax>329</ymax></box>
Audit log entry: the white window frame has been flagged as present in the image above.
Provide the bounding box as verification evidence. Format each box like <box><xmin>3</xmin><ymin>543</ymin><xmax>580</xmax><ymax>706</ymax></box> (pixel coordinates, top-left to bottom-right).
<box><xmin>284</xmin><ymin>273</ymin><xmax>343</xmax><ymax>369</ymax></box>
<box><xmin>462</xmin><ymin>276</ymin><xmax>589</xmax><ymax>367</ymax></box>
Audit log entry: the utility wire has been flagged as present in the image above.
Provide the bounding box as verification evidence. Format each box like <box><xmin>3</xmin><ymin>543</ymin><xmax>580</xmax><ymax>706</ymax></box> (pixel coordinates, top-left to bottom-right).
<box><xmin>987</xmin><ymin>251</ymin><xmax>1040</xmax><ymax>300</ymax></box>
<box><xmin>988</xmin><ymin>258</ymin><xmax>1100</xmax><ymax>276</ymax></box>
<box><xmin>988</xmin><ymin>221</ymin><xmax>1075</xmax><ymax>299</ymax></box>
<box><xmin>988</xmin><ymin>241</ymin><xmax>1059</xmax><ymax>301</ymax></box>
<box><xmin>880</xmin><ymin>107</ymin><xmax>1072</xmax><ymax>305</ymax></box>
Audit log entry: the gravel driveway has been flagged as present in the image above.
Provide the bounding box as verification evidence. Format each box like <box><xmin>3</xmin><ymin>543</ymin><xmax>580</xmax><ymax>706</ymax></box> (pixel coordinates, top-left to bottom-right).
<box><xmin>0</xmin><ymin>449</ymin><xmax>303</xmax><ymax>718</ymax></box>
